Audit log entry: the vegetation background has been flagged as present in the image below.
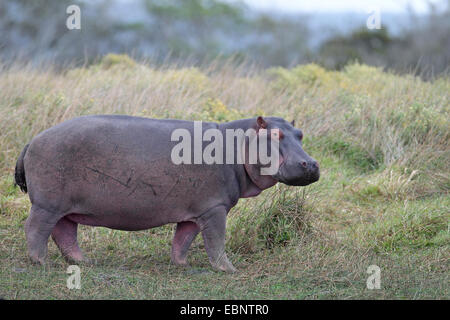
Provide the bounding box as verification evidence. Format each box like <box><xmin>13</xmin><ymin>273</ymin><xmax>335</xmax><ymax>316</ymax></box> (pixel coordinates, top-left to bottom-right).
<box><xmin>0</xmin><ymin>0</ymin><xmax>448</xmax><ymax>299</ymax></box>
<box><xmin>1</xmin><ymin>0</ymin><xmax>449</xmax><ymax>77</ymax></box>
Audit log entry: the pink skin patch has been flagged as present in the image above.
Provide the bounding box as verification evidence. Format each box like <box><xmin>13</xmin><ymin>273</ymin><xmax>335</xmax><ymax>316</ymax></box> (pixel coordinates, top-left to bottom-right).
<box><xmin>171</xmin><ymin>221</ymin><xmax>200</xmax><ymax>265</ymax></box>
<box><xmin>51</xmin><ymin>217</ymin><xmax>84</xmax><ymax>261</ymax></box>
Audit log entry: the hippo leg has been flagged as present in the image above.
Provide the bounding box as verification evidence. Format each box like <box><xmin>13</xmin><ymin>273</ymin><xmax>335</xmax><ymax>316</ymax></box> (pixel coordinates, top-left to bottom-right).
<box><xmin>51</xmin><ymin>216</ymin><xmax>87</xmax><ymax>263</ymax></box>
<box><xmin>25</xmin><ymin>205</ymin><xmax>60</xmax><ymax>265</ymax></box>
<box><xmin>171</xmin><ymin>221</ymin><xmax>200</xmax><ymax>266</ymax></box>
<box><xmin>199</xmin><ymin>208</ymin><xmax>237</xmax><ymax>273</ymax></box>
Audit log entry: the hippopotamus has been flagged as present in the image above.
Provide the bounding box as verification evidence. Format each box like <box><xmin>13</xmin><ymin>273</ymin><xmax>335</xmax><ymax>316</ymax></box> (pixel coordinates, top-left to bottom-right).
<box><xmin>14</xmin><ymin>115</ymin><xmax>319</xmax><ymax>272</ymax></box>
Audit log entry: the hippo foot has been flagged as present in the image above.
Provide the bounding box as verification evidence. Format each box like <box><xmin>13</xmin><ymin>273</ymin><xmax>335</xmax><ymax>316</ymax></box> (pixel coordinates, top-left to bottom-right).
<box><xmin>29</xmin><ymin>254</ymin><xmax>46</xmax><ymax>266</ymax></box>
<box><xmin>64</xmin><ymin>255</ymin><xmax>91</xmax><ymax>265</ymax></box>
<box><xmin>211</xmin><ymin>256</ymin><xmax>237</xmax><ymax>273</ymax></box>
<box><xmin>213</xmin><ymin>262</ymin><xmax>237</xmax><ymax>273</ymax></box>
<box><xmin>171</xmin><ymin>256</ymin><xmax>189</xmax><ymax>267</ymax></box>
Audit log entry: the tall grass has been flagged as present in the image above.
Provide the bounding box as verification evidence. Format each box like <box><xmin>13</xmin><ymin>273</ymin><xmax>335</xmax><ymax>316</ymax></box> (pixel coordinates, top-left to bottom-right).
<box><xmin>1</xmin><ymin>55</ymin><xmax>447</xmax><ymax>191</ymax></box>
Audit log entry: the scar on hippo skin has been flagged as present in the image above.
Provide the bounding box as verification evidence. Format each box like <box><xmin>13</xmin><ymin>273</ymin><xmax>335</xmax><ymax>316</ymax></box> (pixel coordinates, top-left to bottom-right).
<box><xmin>84</xmin><ymin>166</ymin><xmax>132</xmax><ymax>188</ymax></box>
<box><xmin>15</xmin><ymin>115</ymin><xmax>319</xmax><ymax>272</ymax></box>
<box><xmin>139</xmin><ymin>180</ymin><xmax>157</xmax><ymax>196</ymax></box>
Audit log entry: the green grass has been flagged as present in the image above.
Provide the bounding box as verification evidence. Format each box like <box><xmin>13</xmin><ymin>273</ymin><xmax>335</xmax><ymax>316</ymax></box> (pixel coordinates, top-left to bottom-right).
<box><xmin>0</xmin><ymin>56</ymin><xmax>448</xmax><ymax>299</ymax></box>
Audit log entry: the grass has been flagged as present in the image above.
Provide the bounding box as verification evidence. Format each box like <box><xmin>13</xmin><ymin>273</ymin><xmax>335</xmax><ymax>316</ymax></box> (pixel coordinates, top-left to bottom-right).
<box><xmin>0</xmin><ymin>55</ymin><xmax>448</xmax><ymax>299</ymax></box>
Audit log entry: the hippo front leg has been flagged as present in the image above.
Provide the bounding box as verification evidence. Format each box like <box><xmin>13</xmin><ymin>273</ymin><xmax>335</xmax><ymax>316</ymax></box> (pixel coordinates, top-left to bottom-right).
<box><xmin>171</xmin><ymin>221</ymin><xmax>200</xmax><ymax>266</ymax></box>
<box><xmin>198</xmin><ymin>207</ymin><xmax>237</xmax><ymax>273</ymax></box>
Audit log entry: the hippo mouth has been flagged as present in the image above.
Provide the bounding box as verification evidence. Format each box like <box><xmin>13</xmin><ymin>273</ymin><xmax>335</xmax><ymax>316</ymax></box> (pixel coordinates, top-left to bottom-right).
<box><xmin>273</xmin><ymin>162</ymin><xmax>320</xmax><ymax>186</ymax></box>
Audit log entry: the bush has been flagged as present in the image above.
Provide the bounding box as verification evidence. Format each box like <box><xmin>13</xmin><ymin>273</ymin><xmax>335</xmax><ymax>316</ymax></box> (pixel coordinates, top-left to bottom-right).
<box><xmin>99</xmin><ymin>54</ymin><xmax>137</xmax><ymax>70</ymax></box>
<box><xmin>194</xmin><ymin>98</ymin><xmax>243</xmax><ymax>122</ymax></box>
<box><xmin>268</xmin><ymin>63</ymin><xmax>334</xmax><ymax>90</ymax></box>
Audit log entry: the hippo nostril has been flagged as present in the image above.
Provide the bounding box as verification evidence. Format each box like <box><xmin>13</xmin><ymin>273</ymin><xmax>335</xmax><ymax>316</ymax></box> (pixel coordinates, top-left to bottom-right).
<box><xmin>301</xmin><ymin>161</ymin><xmax>307</xmax><ymax>168</ymax></box>
<box><xmin>312</xmin><ymin>161</ymin><xmax>319</xmax><ymax>169</ymax></box>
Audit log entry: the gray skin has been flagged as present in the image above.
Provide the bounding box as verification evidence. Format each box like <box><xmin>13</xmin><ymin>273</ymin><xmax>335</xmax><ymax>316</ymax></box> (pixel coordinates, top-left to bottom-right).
<box><xmin>14</xmin><ymin>115</ymin><xmax>319</xmax><ymax>272</ymax></box>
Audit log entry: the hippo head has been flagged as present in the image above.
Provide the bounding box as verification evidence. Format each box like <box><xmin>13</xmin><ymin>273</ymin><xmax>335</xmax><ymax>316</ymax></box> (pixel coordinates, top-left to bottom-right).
<box><xmin>244</xmin><ymin>116</ymin><xmax>320</xmax><ymax>189</ymax></box>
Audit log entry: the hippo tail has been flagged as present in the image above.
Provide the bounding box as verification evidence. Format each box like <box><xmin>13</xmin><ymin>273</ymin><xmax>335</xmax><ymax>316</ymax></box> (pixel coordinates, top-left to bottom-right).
<box><xmin>14</xmin><ymin>144</ymin><xmax>29</xmax><ymax>193</ymax></box>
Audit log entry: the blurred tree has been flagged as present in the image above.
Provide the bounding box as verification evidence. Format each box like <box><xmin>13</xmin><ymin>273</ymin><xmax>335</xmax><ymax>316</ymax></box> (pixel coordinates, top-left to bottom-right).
<box><xmin>393</xmin><ymin>0</ymin><xmax>450</xmax><ymax>76</ymax></box>
<box><xmin>318</xmin><ymin>27</ymin><xmax>392</xmax><ymax>70</ymax></box>
<box><xmin>0</xmin><ymin>0</ymin><xmax>118</xmax><ymax>64</ymax></box>
<box><xmin>143</xmin><ymin>0</ymin><xmax>249</xmax><ymax>60</ymax></box>
<box><xmin>144</xmin><ymin>0</ymin><xmax>310</xmax><ymax>65</ymax></box>
<box><xmin>0</xmin><ymin>0</ymin><xmax>71</xmax><ymax>61</ymax></box>
<box><xmin>317</xmin><ymin>1</ymin><xmax>450</xmax><ymax>77</ymax></box>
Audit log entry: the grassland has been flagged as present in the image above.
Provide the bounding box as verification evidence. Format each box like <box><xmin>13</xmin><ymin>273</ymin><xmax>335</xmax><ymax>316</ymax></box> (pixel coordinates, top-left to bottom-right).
<box><xmin>0</xmin><ymin>55</ymin><xmax>448</xmax><ymax>299</ymax></box>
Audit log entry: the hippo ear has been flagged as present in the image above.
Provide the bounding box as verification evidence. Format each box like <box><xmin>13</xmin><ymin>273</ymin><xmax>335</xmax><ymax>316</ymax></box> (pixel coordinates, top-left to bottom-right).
<box><xmin>242</xmin><ymin>135</ymin><xmax>277</xmax><ymax>191</ymax></box>
<box><xmin>256</xmin><ymin>116</ymin><xmax>267</xmax><ymax>129</ymax></box>
<box><xmin>291</xmin><ymin>119</ymin><xmax>295</xmax><ymax>127</ymax></box>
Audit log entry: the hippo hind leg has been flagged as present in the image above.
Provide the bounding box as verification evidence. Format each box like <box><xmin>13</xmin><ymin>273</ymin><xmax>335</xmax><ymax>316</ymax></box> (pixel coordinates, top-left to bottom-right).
<box><xmin>171</xmin><ymin>221</ymin><xmax>200</xmax><ymax>266</ymax></box>
<box><xmin>25</xmin><ymin>205</ymin><xmax>60</xmax><ymax>265</ymax></box>
<box><xmin>51</xmin><ymin>216</ymin><xmax>88</xmax><ymax>263</ymax></box>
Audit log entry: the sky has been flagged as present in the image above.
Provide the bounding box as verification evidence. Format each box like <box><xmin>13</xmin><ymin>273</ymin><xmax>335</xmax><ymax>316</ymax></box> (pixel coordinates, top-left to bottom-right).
<box><xmin>237</xmin><ymin>0</ymin><xmax>447</xmax><ymax>14</ymax></box>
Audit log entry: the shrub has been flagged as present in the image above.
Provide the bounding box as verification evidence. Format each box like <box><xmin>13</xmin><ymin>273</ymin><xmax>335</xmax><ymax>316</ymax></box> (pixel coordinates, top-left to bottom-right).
<box><xmin>194</xmin><ymin>98</ymin><xmax>243</xmax><ymax>122</ymax></box>
<box><xmin>99</xmin><ymin>54</ymin><xmax>137</xmax><ymax>70</ymax></box>
<box><xmin>268</xmin><ymin>63</ymin><xmax>334</xmax><ymax>90</ymax></box>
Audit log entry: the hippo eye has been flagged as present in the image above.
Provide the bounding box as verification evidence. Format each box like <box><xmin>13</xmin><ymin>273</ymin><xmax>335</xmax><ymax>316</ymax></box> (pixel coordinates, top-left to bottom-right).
<box><xmin>270</xmin><ymin>129</ymin><xmax>284</xmax><ymax>140</ymax></box>
<box><xmin>298</xmin><ymin>132</ymin><xmax>303</xmax><ymax>141</ymax></box>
